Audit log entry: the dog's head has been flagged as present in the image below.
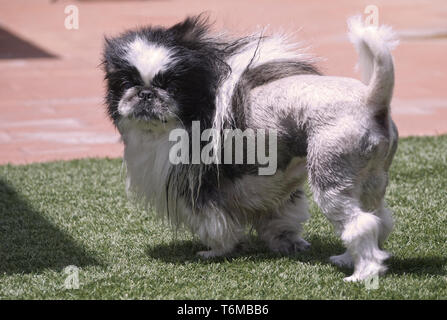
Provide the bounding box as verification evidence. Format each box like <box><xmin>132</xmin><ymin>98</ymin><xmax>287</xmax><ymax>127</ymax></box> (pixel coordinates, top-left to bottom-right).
<box><xmin>102</xmin><ymin>15</ymin><xmax>226</xmax><ymax>132</ymax></box>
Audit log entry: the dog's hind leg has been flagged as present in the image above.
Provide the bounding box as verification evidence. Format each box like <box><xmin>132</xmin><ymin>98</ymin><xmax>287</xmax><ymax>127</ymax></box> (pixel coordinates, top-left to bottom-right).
<box><xmin>359</xmin><ymin>166</ymin><xmax>395</xmax><ymax>249</ymax></box>
<box><xmin>376</xmin><ymin>202</ymin><xmax>394</xmax><ymax>247</ymax></box>
<box><xmin>338</xmin><ymin>207</ymin><xmax>390</xmax><ymax>282</ymax></box>
<box><xmin>255</xmin><ymin>189</ymin><xmax>311</xmax><ymax>254</ymax></box>
<box><xmin>329</xmin><ymin>250</ymin><xmax>354</xmax><ymax>268</ymax></box>
<box><xmin>309</xmin><ymin>151</ymin><xmax>392</xmax><ymax>281</ymax></box>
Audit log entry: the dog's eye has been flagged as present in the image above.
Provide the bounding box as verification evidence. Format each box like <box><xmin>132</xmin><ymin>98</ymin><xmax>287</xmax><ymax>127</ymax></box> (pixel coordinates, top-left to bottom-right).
<box><xmin>122</xmin><ymin>81</ymin><xmax>134</xmax><ymax>90</ymax></box>
<box><xmin>152</xmin><ymin>78</ymin><xmax>166</xmax><ymax>90</ymax></box>
<box><xmin>152</xmin><ymin>82</ymin><xmax>165</xmax><ymax>90</ymax></box>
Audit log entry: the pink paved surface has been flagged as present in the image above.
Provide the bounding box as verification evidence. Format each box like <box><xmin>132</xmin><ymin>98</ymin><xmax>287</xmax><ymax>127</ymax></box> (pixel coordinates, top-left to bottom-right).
<box><xmin>1</xmin><ymin>0</ymin><xmax>446</xmax><ymax>165</ymax></box>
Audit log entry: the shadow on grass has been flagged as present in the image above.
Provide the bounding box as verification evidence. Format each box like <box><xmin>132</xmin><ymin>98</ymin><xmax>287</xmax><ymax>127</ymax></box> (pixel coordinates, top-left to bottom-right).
<box><xmin>146</xmin><ymin>236</ymin><xmax>446</xmax><ymax>277</ymax></box>
<box><xmin>387</xmin><ymin>256</ymin><xmax>447</xmax><ymax>276</ymax></box>
<box><xmin>0</xmin><ymin>179</ymin><xmax>99</xmax><ymax>275</ymax></box>
<box><xmin>146</xmin><ymin>235</ymin><xmax>345</xmax><ymax>265</ymax></box>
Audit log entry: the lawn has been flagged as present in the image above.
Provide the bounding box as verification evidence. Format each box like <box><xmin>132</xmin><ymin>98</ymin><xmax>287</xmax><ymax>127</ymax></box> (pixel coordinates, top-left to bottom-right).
<box><xmin>0</xmin><ymin>136</ymin><xmax>446</xmax><ymax>299</ymax></box>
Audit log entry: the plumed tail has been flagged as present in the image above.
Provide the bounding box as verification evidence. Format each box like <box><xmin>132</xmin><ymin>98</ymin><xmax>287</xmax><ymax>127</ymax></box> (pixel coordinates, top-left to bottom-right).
<box><xmin>348</xmin><ymin>16</ymin><xmax>399</xmax><ymax>107</ymax></box>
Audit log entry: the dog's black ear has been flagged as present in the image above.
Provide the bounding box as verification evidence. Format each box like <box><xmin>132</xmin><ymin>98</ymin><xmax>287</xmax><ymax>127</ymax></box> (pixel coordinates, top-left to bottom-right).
<box><xmin>168</xmin><ymin>13</ymin><xmax>211</xmax><ymax>44</ymax></box>
<box><xmin>102</xmin><ymin>36</ymin><xmax>126</xmax><ymax>74</ymax></box>
<box><xmin>101</xmin><ymin>37</ymin><xmax>115</xmax><ymax>74</ymax></box>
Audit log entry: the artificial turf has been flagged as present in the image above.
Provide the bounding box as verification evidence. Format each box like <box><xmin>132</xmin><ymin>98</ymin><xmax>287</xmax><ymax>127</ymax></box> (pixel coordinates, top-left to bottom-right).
<box><xmin>0</xmin><ymin>135</ymin><xmax>446</xmax><ymax>299</ymax></box>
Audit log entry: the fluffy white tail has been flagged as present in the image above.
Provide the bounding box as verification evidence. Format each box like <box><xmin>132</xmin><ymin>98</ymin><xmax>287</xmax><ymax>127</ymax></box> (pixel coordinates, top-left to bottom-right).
<box><xmin>348</xmin><ymin>16</ymin><xmax>399</xmax><ymax>107</ymax></box>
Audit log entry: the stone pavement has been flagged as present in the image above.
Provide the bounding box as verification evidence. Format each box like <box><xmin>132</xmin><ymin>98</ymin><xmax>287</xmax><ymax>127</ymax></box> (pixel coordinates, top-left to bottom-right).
<box><xmin>1</xmin><ymin>0</ymin><xmax>446</xmax><ymax>164</ymax></box>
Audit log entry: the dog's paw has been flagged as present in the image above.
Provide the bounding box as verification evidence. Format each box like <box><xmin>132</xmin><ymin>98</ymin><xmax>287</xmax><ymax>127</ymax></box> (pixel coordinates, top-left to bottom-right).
<box><xmin>343</xmin><ymin>272</ymin><xmax>379</xmax><ymax>282</ymax></box>
<box><xmin>197</xmin><ymin>250</ymin><xmax>217</xmax><ymax>259</ymax></box>
<box><xmin>293</xmin><ymin>238</ymin><xmax>311</xmax><ymax>251</ymax></box>
<box><xmin>197</xmin><ymin>249</ymin><xmax>227</xmax><ymax>259</ymax></box>
<box><xmin>271</xmin><ymin>237</ymin><xmax>311</xmax><ymax>255</ymax></box>
<box><xmin>343</xmin><ymin>274</ymin><xmax>362</xmax><ymax>282</ymax></box>
<box><xmin>343</xmin><ymin>262</ymin><xmax>387</xmax><ymax>282</ymax></box>
<box><xmin>330</xmin><ymin>252</ymin><xmax>354</xmax><ymax>268</ymax></box>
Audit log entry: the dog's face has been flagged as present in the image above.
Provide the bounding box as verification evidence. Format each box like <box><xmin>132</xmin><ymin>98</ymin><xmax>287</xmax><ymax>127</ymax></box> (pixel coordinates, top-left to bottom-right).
<box><xmin>102</xmin><ymin>17</ymin><xmax>224</xmax><ymax>131</ymax></box>
<box><xmin>103</xmin><ymin>39</ymin><xmax>179</xmax><ymax>126</ymax></box>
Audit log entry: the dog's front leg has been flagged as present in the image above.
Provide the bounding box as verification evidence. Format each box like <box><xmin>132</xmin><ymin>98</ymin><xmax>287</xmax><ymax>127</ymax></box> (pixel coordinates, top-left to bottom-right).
<box><xmin>191</xmin><ymin>205</ymin><xmax>244</xmax><ymax>258</ymax></box>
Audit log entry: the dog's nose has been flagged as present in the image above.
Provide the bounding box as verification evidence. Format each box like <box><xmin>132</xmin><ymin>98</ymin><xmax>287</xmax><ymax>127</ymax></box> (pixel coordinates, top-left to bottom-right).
<box><xmin>138</xmin><ymin>89</ymin><xmax>154</xmax><ymax>100</ymax></box>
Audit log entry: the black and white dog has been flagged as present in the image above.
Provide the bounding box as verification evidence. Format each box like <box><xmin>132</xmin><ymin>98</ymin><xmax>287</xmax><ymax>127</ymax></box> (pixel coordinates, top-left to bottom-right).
<box><xmin>102</xmin><ymin>15</ymin><xmax>398</xmax><ymax>281</ymax></box>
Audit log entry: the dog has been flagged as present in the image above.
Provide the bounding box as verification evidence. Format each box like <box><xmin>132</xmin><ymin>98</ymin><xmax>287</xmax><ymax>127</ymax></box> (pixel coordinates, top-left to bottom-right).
<box><xmin>102</xmin><ymin>14</ymin><xmax>399</xmax><ymax>281</ymax></box>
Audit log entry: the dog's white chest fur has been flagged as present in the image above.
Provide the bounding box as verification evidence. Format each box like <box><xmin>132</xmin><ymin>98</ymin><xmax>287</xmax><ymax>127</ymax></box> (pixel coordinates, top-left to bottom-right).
<box><xmin>121</xmin><ymin>126</ymin><xmax>173</xmax><ymax>212</ymax></box>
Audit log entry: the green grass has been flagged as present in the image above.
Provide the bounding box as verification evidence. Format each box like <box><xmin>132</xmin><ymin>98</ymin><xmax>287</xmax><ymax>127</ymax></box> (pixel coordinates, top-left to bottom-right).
<box><xmin>0</xmin><ymin>135</ymin><xmax>446</xmax><ymax>299</ymax></box>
